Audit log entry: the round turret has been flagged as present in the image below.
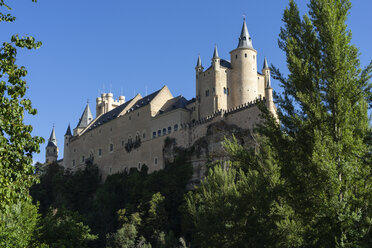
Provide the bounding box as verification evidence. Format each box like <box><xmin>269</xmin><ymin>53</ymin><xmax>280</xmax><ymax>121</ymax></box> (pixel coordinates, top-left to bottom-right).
<box><xmin>229</xmin><ymin>47</ymin><xmax>258</xmax><ymax>107</ymax></box>
<box><xmin>119</xmin><ymin>96</ymin><xmax>125</xmax><ymax>104</ymax></box>
<box><xmin>227</xmin><ymin>19</ymin><xmax>258</xmax><ymax>108</ymax></box>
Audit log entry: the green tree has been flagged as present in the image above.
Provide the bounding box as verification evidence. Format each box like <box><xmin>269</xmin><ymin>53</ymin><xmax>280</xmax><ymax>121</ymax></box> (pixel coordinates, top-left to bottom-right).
<box><xmin>106</xmin><ymin>212</ymin><xmax>151</xmax><ymax>248</ymax></box>
<box><xmin>40</xmin><ymin>208</ymin><xmax>97</xmax><ymax>248</ymax></box>
<box><xmin>0</xmin><ymin>0</ymin><xmax>43</xmax><ymax>211</ymax></box>
<box><xmin>186</xmin><ymin>0</ymin><xmax>371</xmax><ymax>247</ymax></box>
<box><xmin>185</xmin><ymin>137</ymin><xmax>289</xmax><ymax>248</ymax></box>
<box><xmin>0</xmin><ymin>199</ymin><xmax>47</xmax><ymax>248</ymax></box>
<box><xmin>267</xmin><ymin>0</ymin><xmax>372</xmax><ymax>246</ymax></box>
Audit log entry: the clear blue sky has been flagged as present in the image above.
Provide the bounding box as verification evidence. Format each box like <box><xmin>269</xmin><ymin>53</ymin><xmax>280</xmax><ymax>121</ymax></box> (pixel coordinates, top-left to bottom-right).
<box><xmin>1</xmin><ymin>0</ymin><xmax>371</xmax><ymax>164</ymax></box>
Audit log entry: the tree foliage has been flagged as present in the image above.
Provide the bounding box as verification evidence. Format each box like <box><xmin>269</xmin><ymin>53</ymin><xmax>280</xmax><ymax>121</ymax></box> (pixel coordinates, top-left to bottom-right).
<box><xmin>186</xmin><ymin>0</ymin><xmax>371</xmax><ymax>247</ymax></box>
<box><xmin>40</xmin><ymin>208</ymin><xmax>97</xmax><ymax>248</ymax></box>
<box><xmin>0</xmin><ymin>0</ymin><xmax>43</xmax><ymax>211</ymax></box>
<box><xmin>0</xmin><ymin>199</ymin><xmax>46</xmax><ymax>248</ymax></box>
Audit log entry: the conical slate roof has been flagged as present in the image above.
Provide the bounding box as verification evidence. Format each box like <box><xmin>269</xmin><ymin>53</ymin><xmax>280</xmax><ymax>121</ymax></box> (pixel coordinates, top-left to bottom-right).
<box><xmin>47</xmin><ymin>127</ymin><xmax>57</xmax><ymax>147</ymax></box>
<box><xmin>65</xmin><ymin>124</ymin><xmax>72</xmax><ymax>136</ymax></box>
<box><xmin>237</xmin><ymin>18</ymin><xmax>253</xmax><ymax>49</ymax></box>
<box><xmin>213</xmin><ymin>45</ymin><xmax>219</xmax><ymax>58</ymax></box>
<box><xmin>76</xmin><ymin>104</ymin><xmax>93</xmax><ymax>129</ymax></box>
<box><xmin>263</xmin><ymin>57</ymin><xmax>269</xmax><ymax>70</ymax></box>
<box><xmin>196</xmin><ymin>55</ymin><xmax>202</xmax><ymax>67</ymax></box>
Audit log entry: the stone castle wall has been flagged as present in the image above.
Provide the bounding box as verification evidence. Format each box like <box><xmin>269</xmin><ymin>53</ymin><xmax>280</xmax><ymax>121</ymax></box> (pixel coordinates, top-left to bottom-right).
<box><xmin>65</xmin><ymin>96</ymin><xmax>264</xmax><ymax>180</ymax></box>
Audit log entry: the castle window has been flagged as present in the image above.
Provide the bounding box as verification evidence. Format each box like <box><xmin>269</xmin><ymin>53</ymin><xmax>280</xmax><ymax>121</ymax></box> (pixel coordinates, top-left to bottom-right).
<box><xmin>163</xmin><ymin>128</ymin><xmax>166</xmax><ymax>136</ymax></box>
<box><xmin>224</xmin><ymin>87</ymin><xmax>227</xmax><ymax>94</ymax></box>
<box><xmin>205</xmin><ymin>90</ymin><xmax>209</xmax><ymax>97</ymax></box>
<box><xmin>138</xmin><ymin>163</ymin><xmax>141</xmax><ymax>169</ymax></box>
<box><xmin>213</xmin><ymin>88</ymin><xmax>215</xmax><ymax>93</ymax></box>
<box><xmin>54</xmin><ymin>148</ymin><xmax>56</xmax><ymax>152</ymax></box>
<box><xmin>235</xmin><ymin>55</ymin><xmax>238</xmax><ymax>59</ymax></box>
<box><xmin>98</xmin><ymin>148</ymin><xmax>102</xmax><ymax>156</ymax></box>
<box><xmin>110</xmin><ymin>144</ymin><xmax>114</xmax><ymax>152</ymax></box>
<box><xmin>143</xmin><ymin>132</ymin><xmax>146</xmax><ymax>139</ymax></box>
<box><xmin>82</xmin><ymin>156</ymin><xmax>85</xmax><ymax>162</ymax></box>
<box><xmin>152</xmin><ymin>132</ymin><xmax>156</xmax><ymax>138</ymax></box>
<box><xmin>72</xmin><ymin>160</ymin><xmax>75</xmax><ymax>167</ymax></box>
<box><xmin>158</xmin><ymin>130</ymin><xmax>161</xmax><ymax>136</ymax></box>
<box><xmin>154</xmin><ymin>157</ymin><xmax>158</xmax><ymax>165</ymax></box>
<box><xmin>109</xmin><ymin>167</ymin><xmax>112</xmax><ymax>173</ymax></box>
<box><xmin>174</xmin><ymin>124</ymin><xmax>178</xmax><ymax>131</ymax></box>
<box><xmin>253</xmin><ymin>55</ymin><xmax>255</xmax><ymax>60</ymax></box>
<box><xmin>168</xmin><ymin>126</ymin><xmax>171</xmax><ymax>134</ymax></box>
<box><xmin>245</xmin><ymin>53</ymin><xmax>247</xmax><ymax>58</ymax></box>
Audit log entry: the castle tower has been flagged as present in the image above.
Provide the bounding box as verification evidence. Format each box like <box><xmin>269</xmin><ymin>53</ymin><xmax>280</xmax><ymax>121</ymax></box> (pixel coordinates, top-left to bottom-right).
<box><xmin>73</xmin><ymin>103</ymin><xmax>93</xmax><ymax>136</ymax></box>
<box><xmin>63</xmin><ymin>124</ymin><xmax>72</xmax><ymax>168</ymax></box>
<box><xmin>45</xmin><ymin>126</ymin><xmax>58</xmax><ymax>163</ymax></box>
<box><xmin>96</xmin><ymin>93</ymin><xmax>125</xmax><ymax>117</ymax></box>
<box><xmin>195</xmin><ymin>55</ymin><xmax>204</xmax><ymax>119</ymax></box>
<box><xmin>228</xmin><ymin>18</ymin><xmax>258</xmax><ymax>109</ymax></box>
<box><xmin>262</xmin><ymin>57</ymin><xmax>276</xmax><ymax>117</ymax></box>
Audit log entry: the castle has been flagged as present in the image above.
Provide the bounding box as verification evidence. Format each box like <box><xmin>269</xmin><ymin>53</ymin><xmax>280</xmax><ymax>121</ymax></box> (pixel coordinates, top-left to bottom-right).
<box><xmin>45</xmin><ymin>19</ymin><xmax>276</xmax><ymax>180</ymax></box>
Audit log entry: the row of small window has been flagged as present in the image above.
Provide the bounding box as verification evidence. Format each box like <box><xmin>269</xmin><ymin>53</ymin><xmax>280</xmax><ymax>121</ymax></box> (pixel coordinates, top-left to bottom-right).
<box><xmin>152</xmin><ymin>124</ymin><xmax>178</xmax><ymax>138</ymax></box>
<box><xmin>73</xmin><ymin>156</ymin><xmax>159</xmax><ymax>169</ymax></box>
<box><xmin>203</xmin><ymin>87</ymin><xmax>229</xmax><ymax>97</ymax></box>
<box><xmin>235</xmin><ymin>54</ymin><xmax>255</xmax><ymax>59</ymax></box>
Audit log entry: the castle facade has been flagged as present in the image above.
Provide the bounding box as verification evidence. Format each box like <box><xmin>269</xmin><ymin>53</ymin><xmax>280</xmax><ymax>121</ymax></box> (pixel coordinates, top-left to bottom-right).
<box><xmin>45</xmin><ymin>19</ymin><xmax>276</xmax><ymax>180</ymax></box>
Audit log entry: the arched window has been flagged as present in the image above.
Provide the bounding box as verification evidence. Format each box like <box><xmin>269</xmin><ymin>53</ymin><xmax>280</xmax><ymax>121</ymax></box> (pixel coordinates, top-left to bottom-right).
<box><xmin>163</xmin><ymin>128</ymin><xmax>166</xmax><ymax>136</ymax></box>
<box><xmin>168</xmin><ymin>126</ymin><xmax>171</xmax><ymax>134</ymax></box>
<box><xmin>174</xmin><ymin>124</ymin><xmax>178</xmax><ymax>131</ymax></box>
<box><xmin>152</xmin><ymin>131</ymin><xmax>156</xmax><ymax>139</ymax></box>
<box><xmin>158</xmin><ymin>130</ymin><xmax>161</xmax><ymax>136</ymax></box>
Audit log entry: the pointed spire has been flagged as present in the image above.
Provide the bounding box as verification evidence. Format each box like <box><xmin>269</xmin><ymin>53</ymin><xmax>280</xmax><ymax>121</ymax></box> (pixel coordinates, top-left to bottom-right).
<box><xmin>237</xmin><ymin>18</ymin><xmax>253</xmax><ymax>49</ymax></box>
<box><xmin>47</xmin><ymin>127</ymin><xmax>57</xmax><ymax>147</ymax></box>
<box><xmin>65</xmin><ymin>124</ymin><xmax>72</xmax><ymax>136</ymax></box>
<box><xmin>76</xmin><ymin>103</ymin><xmax>93</xmax><ymax>129</ymax></box>
<box><xmin>196</xmin><ymin>55</ymin><xmax>202</xmax><ymax>68</ymax></box>
<box><xmin>263</xmin><ymin>57</ymin><xmax>269</xmax><ymax>70</ymax></box>
<box><xmin>213</xmin><ymin>44</ymin><xmax>219</xmax><ymax>59</ymax></box>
